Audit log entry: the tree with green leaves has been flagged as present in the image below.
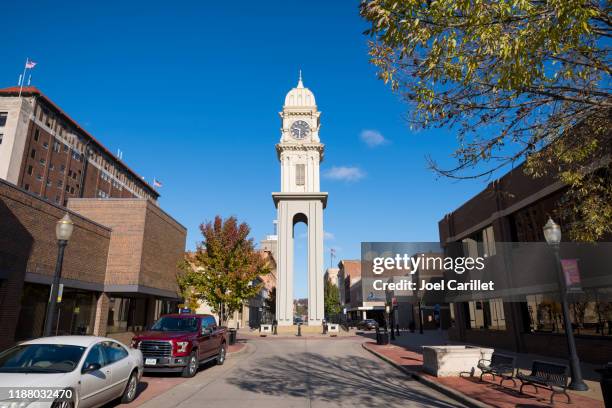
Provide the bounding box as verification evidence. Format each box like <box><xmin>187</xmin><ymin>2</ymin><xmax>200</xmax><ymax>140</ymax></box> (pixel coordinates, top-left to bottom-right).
<box><xmin>324</xmin><ymin>277</ymin><xmax>341</xmax><ymax>318</ymax></box>
<box><xmin>360</xmin><ymin>0</ymin><xmax>611</xmax><ymax>240</ymax></box>
<box><xmin>179</xmin><ymin>216</ymin><xmax>270</xmax><ymax>324</ymax></box>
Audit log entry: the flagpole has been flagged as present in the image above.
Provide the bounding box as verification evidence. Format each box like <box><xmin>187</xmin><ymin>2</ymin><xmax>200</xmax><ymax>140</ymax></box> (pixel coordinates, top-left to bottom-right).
<box><xmin>18</xmin><ymin>59</ymin><xmax>29</xmax><ymax>97</ymax></box>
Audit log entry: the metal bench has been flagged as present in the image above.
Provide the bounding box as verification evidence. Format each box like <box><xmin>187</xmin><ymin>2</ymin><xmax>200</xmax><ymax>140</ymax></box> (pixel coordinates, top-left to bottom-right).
<box><xmin>477</xmin><ymin>353</ymin><xmax>517</xmax><ymax>387</ymax></box>
<box><xmin>517</xmin><ymin>360</ymin><xmax>570</xmax><ymax>404</ymax></box>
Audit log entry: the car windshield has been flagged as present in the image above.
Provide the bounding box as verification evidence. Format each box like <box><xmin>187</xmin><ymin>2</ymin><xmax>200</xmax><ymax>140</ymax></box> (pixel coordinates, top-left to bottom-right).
<box><xmin>0</xmin><ymin>344</ymin><xmax>85</xmax><ymax>373</ymax></box>
<box><xmin>151</xmin><ymin>317</ymin><xmax>198</xmax><ymax>332</ymax></box>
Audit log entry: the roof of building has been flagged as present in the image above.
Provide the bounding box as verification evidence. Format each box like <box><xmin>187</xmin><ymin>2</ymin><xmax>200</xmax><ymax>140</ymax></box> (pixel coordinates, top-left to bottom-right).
<box><xmin>284</xmin><ymin>72</ymin><xmax>316</xmax><ymax>107</ymax></box>
<box><xmin>0</xmin><ymin>86</ymin><xmax>159</xmax><ymax>199</ymax></box>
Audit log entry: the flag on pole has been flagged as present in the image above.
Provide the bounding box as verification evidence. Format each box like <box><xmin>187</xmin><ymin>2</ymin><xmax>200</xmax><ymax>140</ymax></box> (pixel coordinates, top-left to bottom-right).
<box><xmin>153</xmin><ymin>178</ymin><xmax>163</xmax><ymax>188</ymax></box>
<box><xmin>25</xmin><ymin>59</ymin><xmax>37</xmax><ymax>69</ymax></box>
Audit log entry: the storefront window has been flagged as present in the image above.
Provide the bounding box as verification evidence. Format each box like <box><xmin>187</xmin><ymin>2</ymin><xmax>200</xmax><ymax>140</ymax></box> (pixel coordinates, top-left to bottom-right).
<box><xmin>107</xmin><ymin>297</ymin><xmax>150</xmax><ymax>333</ymax></box>
<box><xmin>15</xmin><ymin>284</ymin><xmax>96</xmax><ymax>339</ymax></box>
<box><xmin>15</xmin><ymin>283</ymin><xmax>50</xmax><ymax>340</ymax></box>
<box><xmin>466</xmin><ymin>298</ymin><xmax>506</xmax><ymax>330</ymax></box>
<box><xmin>525</xmin><ymin>294</ymin><xmax>612</xmax><ymax>337</ymax></box>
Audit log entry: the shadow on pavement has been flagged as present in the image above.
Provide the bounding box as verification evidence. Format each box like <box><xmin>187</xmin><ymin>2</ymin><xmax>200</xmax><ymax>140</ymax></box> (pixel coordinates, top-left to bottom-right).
<box><xmin>227</xmin><ymin>351</ymin><xmax>461</xmax><ymax>407</ymax></box>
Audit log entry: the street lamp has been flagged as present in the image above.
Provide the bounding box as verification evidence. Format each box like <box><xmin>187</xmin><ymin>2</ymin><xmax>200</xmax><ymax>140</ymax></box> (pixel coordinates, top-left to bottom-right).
<box><xmin>543</xmin><ymin>218</ymin><xmax>588</xmax><ymax>391</ymax></box>
<box><xmin>43</xmin><ymin>213</ymin><xmax>74</xmax><ymax>336</ymax></box>
<box><xmin>385</xmin><ymin>304</ymin><xmax>391</xmax><ymax>344</ymax></box>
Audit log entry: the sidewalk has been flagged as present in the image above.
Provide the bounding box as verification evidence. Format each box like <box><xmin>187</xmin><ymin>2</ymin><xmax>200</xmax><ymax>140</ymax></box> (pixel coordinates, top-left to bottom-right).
<box><xmin>361</xmin><ymin>331</ymin><xmax>604</xmax><ymax>408</ymax></box>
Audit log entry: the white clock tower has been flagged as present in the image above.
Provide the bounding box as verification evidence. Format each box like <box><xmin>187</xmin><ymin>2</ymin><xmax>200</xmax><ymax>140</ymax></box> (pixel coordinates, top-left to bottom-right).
<box><xmin>273</xmin><ymin>73</ymin><xmax>327</xmax><ymax>326</ymax></box>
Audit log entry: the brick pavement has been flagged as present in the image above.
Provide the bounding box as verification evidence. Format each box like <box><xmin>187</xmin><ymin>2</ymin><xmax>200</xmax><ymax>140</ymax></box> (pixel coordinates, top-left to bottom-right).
<box><xmin>363</xmin><ymin>341</ymin><xmax>604</xmax><ymax>408</ymax></box>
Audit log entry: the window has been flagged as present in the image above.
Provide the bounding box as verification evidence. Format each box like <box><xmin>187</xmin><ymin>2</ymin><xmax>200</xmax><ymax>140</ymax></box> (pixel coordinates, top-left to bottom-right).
<box><xmin>42</xmin><ymin>141</ymin><xmax>49</xmax><ymax>149</ymax></box>
<box><xmin>60</xmin><ymin>164</ymin><xmax>65</xmax><ymax>173</ymax></box>
<box><xmin>70</xmin><ymin>186</ymin><xmax>75</xmax><ymax>194</ymax></box>
<box><xmin>462</xmin><ymin>226</ymin><xmax>496</xmax><ymax>258</ymax></box>
<box><xmin>36</xmin><ymin>174</ymin><xmax>42</xmax><ymax>181</ymax></box>
<box><xmin>83</xmin><ymin>344</ymin><xmax>106</xmax><ymax>369</ymax></box>
<box><xmin>103</xmin><ymin>341</ymin><xmax>128</xmax><ymax>364</ymax></box>
<box><xmin>24</xmin><ymin>184</ymin><xmax>29</xmax><ymax>191</ymax></box>
<box><xmin>27</xmin><ymin>165</ymin><xmax>33</xmax><ymax>175</ymax></box>
<box><xmin>466</xmin><ymin>299</ymin><xmax>506</xmax><ymax>330</ymax></box>
<box><xmin>30</xmin><ymin>149</ymin><xmax>36</xmax><ymax>159</ymax></box>
<box><xmin>524</xmin><ymin>294</ymin><xmax>612</xmax><ymax>337</ymax></box>
<box><xmin>97</xmin><ymin>189</ymin><xmax>109</xmax><ymax>198</ymax></box>
<box><xmin>0</xmin><ymin>112</ymin><xmax>7</xmax><ymax>127</ymax></box>
<box><xmin>296</xmin><ymin>164</ymin><xmax>305</xmax><ymax>186</ymax></box>
<box><xmin>39</xmin><ymin>158</ymin><xmax>46</xmax><ymax>165</ymax></box>
<box><xmin>65</xmin><ymin>185</ymin><xmax>70</xmax><ymax>192</ymax></box>
<box><xmin>46</xmin><ymin>180</ymin><xmax>52</xmax><ymax>187</ymax></box>
<box><xmin>53</xmin><ymin>141</ymin><xmax>61</xmax><ymax>153</ymax></box>
<box><xmin>57</xmin><ymin>180</ymin><xmax>63</xmax><ymax>187</ymax></box>
<box><xmin>34</xmin><ymin>129</ymin><xmax>39</xmax><ymax>141</ymax></box>
<box><xmin>482</xmin><ymin>226</ymin><xmax>496</xmax><ymax>257</ymax></box>
<box><xmin>0</xmin><ymin>134</ymin><xmax>3</xmax><ymax>144</ymax></box>
<box><xmin>49</xmin><ymin>163</ymin><xmax>54</xmax><ymax>171</ymax></box>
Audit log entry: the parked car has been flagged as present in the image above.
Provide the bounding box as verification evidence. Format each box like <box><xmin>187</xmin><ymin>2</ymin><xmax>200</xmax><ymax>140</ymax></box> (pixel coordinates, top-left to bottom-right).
<box><xmin>131</xmin><ymin>314</ymin><xmax>227</xmax><ymax>377</ymax></box>
<box><xmin>356</xmin><ymin>319</ymin><xmax>379</xmax><ymax>331</ymax></box>
<box><xmin>0</xmin><ymin>336</ymin><xmax>143</xmax><ymax>408</ymax></box>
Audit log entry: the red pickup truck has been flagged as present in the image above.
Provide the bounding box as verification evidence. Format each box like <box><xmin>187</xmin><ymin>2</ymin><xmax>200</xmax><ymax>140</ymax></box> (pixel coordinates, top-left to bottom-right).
<box><xmin>131</xmin><ymin>313</ymin><xmax>227</xmax><ymax>377</ymax></box>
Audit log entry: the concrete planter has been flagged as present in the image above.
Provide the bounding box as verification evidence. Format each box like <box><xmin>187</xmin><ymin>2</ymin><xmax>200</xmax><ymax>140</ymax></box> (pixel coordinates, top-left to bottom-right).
<box><xmin>328</xmin><ymin>324</ymin><xmax>339</xmax><ymax>333</ymax></box>
<box><xmin>422</xmin><ymin>345</ymin><xmax>494</xmax><ymax>377</ymax></box>
<box><xmin>260</xmin><ymin>324</ymin><xmax>272</xmax><ymax>336</ymax></box>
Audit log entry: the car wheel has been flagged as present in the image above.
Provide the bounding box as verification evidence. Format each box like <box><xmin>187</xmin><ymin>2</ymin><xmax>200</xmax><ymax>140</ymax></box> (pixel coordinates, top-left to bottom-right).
<box><xmin>121</xmin><ymin>371</ymin><xmax>139</xmax><ymax>403</ymax></box>
<box><xmin>181</xmin><ymin>351</ymin><xmax>198</xmax><ymax>378</ymax></box>
<box><xmin>51</xmin><ymin>399</ymin><xmax>73</xmax><ymax>408</ymax></box>
<box><xmin>216</xmin><ymin>344</ymin><xmax>227</xmax><ymax>365</ymax></box>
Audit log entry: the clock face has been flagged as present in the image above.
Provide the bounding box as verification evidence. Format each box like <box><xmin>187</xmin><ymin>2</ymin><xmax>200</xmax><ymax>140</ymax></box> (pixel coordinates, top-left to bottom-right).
<box><xmin>290</xmin><ymin>120</ymin><xmax>310</xmax><ymax>140</ymax></box>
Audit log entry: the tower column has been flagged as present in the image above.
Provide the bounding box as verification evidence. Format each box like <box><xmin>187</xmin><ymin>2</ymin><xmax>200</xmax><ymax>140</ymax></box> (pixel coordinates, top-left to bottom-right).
<box><xmin>276</xmin><ymin>201</ymin><xmax>294</xmax><ymax>326</ymax></box>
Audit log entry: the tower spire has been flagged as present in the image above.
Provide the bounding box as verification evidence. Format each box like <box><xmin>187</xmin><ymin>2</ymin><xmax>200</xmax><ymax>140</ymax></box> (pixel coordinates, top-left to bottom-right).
<box><xmin>297</xmin><ymin>69</ymin><xmax>303</xmax><ymax>88</ymax></box>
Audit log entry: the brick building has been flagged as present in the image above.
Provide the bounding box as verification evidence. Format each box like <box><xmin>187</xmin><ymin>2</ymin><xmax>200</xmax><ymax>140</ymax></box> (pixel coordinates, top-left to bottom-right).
<box><xmin>0</xmin><ymin>87</ymin><xmax>187</xmax><ymax>350</ymax></box>
<box><xmin>338</xmin><ymin>259</ymin><xmax>385</xmax><ymax>323</ymax></box>
<box><xmin>439</xmin><ymin>165</ymin><xmax>612</xmax><ymax>364</ymax></box>
<box><xmin>0</xmin><ymin>86</ymin><xmax>158</xmax><ymax>205</ymax></box>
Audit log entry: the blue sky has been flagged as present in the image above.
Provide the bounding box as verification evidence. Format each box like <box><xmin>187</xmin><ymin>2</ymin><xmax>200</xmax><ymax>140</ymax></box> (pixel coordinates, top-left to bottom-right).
<box><xmin>2</xmin><ymin>1</ymin><xmax>493</xmax><ymax>298</ymax></box>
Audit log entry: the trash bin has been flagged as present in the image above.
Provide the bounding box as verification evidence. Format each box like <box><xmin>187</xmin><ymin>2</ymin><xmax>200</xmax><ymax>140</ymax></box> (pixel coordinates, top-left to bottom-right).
<box><xmin>228</xmin><ymin>328</ymin><xmax>237</xmax><ymax>345</ymax></box>
<box><xmin>376</xmin><ymin>332</ymin><xmax>389</xmax><ymax>345</ymax></box>
<box><xmin>596</xmin><ymin>362</ymin><xmax>612</xmax><ymax>407</ymax></box>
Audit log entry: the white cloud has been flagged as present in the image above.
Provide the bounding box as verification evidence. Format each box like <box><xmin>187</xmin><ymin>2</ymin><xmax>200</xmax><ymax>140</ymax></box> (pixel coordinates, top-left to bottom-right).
<box><xmin>324</xmin><ymin>231</ymin><xmax>335</xmax><ymax>240</ymax></box>
<box><xmin>323</xmin><ymin>166</ymin><xmax>365</xmax><ymax>182</ymax></box>
<box><xmin>360</xmin><ymin>129</ymin><xmax>388</xmax><ymax>147</ymax></box>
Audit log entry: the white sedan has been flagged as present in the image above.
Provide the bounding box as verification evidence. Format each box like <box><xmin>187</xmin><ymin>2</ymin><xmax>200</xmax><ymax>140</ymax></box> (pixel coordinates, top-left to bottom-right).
<box><xmin>0</xmin><ymin>336</ymin><xmax>143</xmax><ymax>408</ymax></box>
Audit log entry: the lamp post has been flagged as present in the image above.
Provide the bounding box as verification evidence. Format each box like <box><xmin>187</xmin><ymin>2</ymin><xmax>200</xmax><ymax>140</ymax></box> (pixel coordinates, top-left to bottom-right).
<box><xmin>43</xmin><ymin>213</ymin><xmax>74</xmax><ymax>337</ymax></box>
<box><xmin>543</xmin><ymin>218</ymin><xmax>588</xmax><ymax>391</ymax></box>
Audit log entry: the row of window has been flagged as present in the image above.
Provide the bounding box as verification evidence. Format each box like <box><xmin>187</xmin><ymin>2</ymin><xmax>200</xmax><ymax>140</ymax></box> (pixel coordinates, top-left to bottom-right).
<box><xmin>33</xmin><ymin>103</ymin><xmax>152</xmax><ymax>201</ymax></box>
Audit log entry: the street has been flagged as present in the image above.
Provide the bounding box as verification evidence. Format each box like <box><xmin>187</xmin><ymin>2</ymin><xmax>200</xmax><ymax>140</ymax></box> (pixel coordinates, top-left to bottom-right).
<box><xmin>137</xmin><ymin>337</ymin><xmax>466</xmax><ymax>408</ymax></box>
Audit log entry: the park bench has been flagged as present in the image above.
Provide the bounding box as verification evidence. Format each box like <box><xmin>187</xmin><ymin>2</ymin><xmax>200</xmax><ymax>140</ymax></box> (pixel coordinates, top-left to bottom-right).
<box><xmin>477</xmin><ymin>353</ymin><xmax>517</xmax><ymax>387</ymax></box>
<box><xmin>517</xmin><ymin>360</ymin><xmax>570</xmax><ymax>404</ymax></box>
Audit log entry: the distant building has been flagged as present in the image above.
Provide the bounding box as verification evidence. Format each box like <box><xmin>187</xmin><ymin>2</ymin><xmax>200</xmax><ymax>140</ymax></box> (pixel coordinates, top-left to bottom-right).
<box><xmin>0</xmin><ymin>87</ymin><xmax>158</xmax><ymax>206</ymax></box>
<box><xmin>324</xmin><ymin>267</ymin><xmax>339</xmax><ymax>286</ymax></box>
<box><xmin>338</xmin><ymin>259</ymin><xmax>385</xmax><ymax>323</ymax></box>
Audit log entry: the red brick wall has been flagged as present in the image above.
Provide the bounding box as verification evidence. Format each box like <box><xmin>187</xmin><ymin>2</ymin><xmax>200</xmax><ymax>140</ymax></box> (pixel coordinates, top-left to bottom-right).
<box><xmin>0</xmin><ymin>179</ymin><xmax>110</xmax><ymax>349</ymax></box>
<box><xmin>67</xmin><ymin>199</ymin><xmax>186</xmax><ymax>294</ymax></box>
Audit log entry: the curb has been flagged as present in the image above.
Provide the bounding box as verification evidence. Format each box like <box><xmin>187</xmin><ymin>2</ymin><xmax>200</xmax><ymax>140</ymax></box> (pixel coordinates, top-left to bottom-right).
<box><xmin>361</xmin><ymin>343</ymin><xmax>492</xmax><ymax>408</ymax></box>
<box><xmin>228</xmin><ymin>342</ymin><xmax>248</xmax><ymax>356</ymax></box>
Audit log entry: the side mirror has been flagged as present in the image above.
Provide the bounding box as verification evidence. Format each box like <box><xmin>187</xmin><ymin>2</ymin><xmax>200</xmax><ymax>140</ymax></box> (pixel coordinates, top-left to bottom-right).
<box><xmin>200</xmin><ymin>327</ymin><xmax>211</xmax><ymax>335</ymax></box>
<box><xmin>82</xmin><ymin>362</ymin><xmax>101</xmax><ymax>373</ymax></box>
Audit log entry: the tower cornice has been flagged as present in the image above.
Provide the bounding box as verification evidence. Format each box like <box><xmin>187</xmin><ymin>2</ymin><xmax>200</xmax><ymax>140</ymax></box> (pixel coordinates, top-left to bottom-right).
<box><xmin>275</xmin><ymin>143</ymin><xmax>324</xmax><ymax>162</ymax></box>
